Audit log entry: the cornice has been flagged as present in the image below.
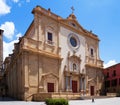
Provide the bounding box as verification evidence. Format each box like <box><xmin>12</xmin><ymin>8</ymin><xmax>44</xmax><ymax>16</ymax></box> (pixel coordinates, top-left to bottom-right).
<box><xmin>85</xmin><ymin>64</ymin><xmax>103</xmax><ymax>69</ymax></box>
<box><xmin>21</xmin><ymin>47</ymin><xmax>62</xmax><ymax>60</ymax></box>
<box><xmin>32</xmin><ymin>5</ymin><xmax>100</xmax><ymax>41</ymax></box>
<box><xmin>59</xmin><ymin>21</ymin><xmax>99</xmax><ymax>41</ymax></box>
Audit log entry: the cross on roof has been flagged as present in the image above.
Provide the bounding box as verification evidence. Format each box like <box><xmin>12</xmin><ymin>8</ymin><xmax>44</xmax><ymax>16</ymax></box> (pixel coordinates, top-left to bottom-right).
<box><xmin>71</xmin><ymin>6</ymin><xmax>75</xmax><ymax>13</ymax></box>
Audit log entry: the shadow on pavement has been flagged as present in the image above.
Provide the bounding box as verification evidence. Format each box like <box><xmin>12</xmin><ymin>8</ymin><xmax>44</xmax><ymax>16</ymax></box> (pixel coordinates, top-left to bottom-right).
<box><xmin>0</xmin><ymin>97</ymin><xmax>18</xmax><ymax>101</ymax></box>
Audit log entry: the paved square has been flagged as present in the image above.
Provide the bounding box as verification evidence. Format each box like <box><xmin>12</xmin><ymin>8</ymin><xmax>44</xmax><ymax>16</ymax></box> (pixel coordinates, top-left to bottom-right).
<box><xmin>0</xmin><ymin>97</ymin><xmax>120</xmax><ymax>105</ymax></box>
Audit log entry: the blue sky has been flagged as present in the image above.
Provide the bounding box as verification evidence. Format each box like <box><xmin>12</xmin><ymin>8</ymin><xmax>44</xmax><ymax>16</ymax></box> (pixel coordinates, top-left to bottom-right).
<box><xmin>0</xmin><ymin>0</ymin><xmax>120</xmax><ymax>68</ymax></box>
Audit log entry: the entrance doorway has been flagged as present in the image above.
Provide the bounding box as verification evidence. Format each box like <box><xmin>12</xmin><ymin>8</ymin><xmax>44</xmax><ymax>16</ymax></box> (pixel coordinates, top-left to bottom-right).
<box><xmin>47</xmin><ymin>83</ymin><xmax>54</xmax><ymax>92</ymax></box>
<box><xmin>90</xmin><ymin>86</ymin><xmax>94</xmax><ymax>96</ymax></box>
<box><xmin>72</xmin><ymin>80</ymin><xmax>77</xmax><ymax>93</ymax></box>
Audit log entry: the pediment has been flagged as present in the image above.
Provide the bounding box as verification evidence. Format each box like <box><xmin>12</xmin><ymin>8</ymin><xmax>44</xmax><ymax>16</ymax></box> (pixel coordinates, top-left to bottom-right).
<box><xmin>42</xmin><ymin>72</ymin><xmax>59</xmax><ymax>79</ymax></box>
<box><xmin>60</xmin><ymin>18</ymin><xmax>87</xmax><ymax>33</ymax></box>
<box><xmin>24</xmin><ymin>21</ymin><xmax>35</xmax><ymax>39</ymax></box>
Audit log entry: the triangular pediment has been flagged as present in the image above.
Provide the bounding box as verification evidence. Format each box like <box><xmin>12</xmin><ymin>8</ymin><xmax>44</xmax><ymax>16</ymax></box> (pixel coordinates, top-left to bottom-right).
<box><xmin>60</xmin><ymin>18</ymin><xmax>88</xmax><ymax>34</ymax></box>
<box><xmin>42</xmin><ymin>72</ymin><xmax>59</xmax><ymax>79</ymax></box>
<box><xmin>24</xmin><ymin>21</ymin><xmax>35</xmax><ymax>39</ymax></box>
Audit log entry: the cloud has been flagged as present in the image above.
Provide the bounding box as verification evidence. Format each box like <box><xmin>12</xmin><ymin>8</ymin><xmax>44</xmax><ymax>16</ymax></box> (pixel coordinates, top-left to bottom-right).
<box><xmin>12</xmin><ymin>0</ymin><xmax>30</xmax><ymax>7</ymax></box>
<box><xmin>12</xmin><ymin>0</ymin><xmax>19</xmax><ymax>3</ymax></box>
<box><xmin>83</xmin><ymin>0</ymin><xmax>113</xmax><ymax>9</ymax></box>
<box><xmin>0</xmin><ymin>21</ymin><xmax>15</xmax><ymax>39</ymax></box>
<box><xmin>16</xmin><ymin>33</ymin><xmax>22</xmax><ymax>38</ymax></box>
<box><xmin>104</xmin><ymin>60</ymin><xmax>117</xmax><ymax>68</ymax></box>
<box><xmin>26</xmin><ymin>0</ymin><xmax>30</xmax><ymax>3</ymax></box>
<box><xmin>3</xmin><ymin>33</ymin><xmax>22</xmax><ymax>60</ymax></box>
<box><xmin>0</xmin><ymin>0</ymin><xmax>11</xmax><ymax>15</ymax></box>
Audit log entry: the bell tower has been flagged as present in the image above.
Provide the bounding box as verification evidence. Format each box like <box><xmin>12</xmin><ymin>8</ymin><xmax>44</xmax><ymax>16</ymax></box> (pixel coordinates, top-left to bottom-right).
<box><xmin>0</xmin><ymin>29</ymin><xmax>4</xmax><ymax>71</ymax></box>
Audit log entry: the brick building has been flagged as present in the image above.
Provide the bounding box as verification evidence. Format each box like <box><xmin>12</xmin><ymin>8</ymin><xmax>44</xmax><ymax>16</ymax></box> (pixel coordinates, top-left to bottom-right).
<box><xmin>103</xmin><ymin>63</ymin><xmax>120</xmax><ymax>93</ymax></box>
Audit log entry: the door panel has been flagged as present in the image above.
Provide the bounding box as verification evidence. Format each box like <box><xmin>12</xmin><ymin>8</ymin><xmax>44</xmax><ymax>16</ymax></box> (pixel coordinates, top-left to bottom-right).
<box><xmin>47</xmin><ymin>83</ymin><xmax>54</xmax><ymax>92</ymax></box>
<box><xmin>90</xmin><ymin>86</ymin><xmax>94</xmax><ymax>96</ymax></box>
<box><xmin>72</xmin><ymin>80</ymin><xmax>77</xmax><ymax>93</ymax></box>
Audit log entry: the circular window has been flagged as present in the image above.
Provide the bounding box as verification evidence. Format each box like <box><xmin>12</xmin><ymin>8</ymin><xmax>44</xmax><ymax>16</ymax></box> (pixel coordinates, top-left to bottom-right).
<box><xmin>70</xmin><ymin>37</ymin><xmax>77</xmax><ymax>47</ymax></box>
<box><xmin>68</xmin><ymin>33</ymin><xmax>80</xmax><ymax>51</ymax></box>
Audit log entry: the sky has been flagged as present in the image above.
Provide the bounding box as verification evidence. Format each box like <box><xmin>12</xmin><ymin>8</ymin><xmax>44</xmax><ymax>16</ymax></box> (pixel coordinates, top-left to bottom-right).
<box><xmin>0</xmin><ymin>0</ymin><xmax>120</xmax><ymax>68</ymax></box>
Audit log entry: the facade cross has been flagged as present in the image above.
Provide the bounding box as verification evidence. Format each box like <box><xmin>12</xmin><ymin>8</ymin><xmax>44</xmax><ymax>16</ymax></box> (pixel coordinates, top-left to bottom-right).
<box><xmin>71</xmin><ymin>6</ymin><xmax>75</xmax><ymax>13</ymax></box>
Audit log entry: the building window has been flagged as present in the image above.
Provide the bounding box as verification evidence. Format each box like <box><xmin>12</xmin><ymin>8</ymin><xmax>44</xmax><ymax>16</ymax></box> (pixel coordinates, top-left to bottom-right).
<box><xmin>113</xmin><ymin>70</ymin><xmax>116</xmax><ymax>77</ymax></box>
<box><xmin>68</xmin><ymin>33</ymin><xmax>80</xmax><ymax>52</ymax></box>
<box><xmin>107</xmin><ymin>72</ymin><xmax>109</xmax><ymax>78</ymax></box>
<box><xmin>70</xmin><ymin>37</ymin><xmax>77</xmax><ymax>47</ymax></box>
<box><xmin>47</xmin><ymin>32</ymin><xmax>54</xmax><ymax>45</ymax></box>
<box><xmin>111</xmin><ymin>79</ymin><xmax>117</xmax><ymax>87</ymax></box>
<box><xmin>105</xmin><ymin>80</ymin><xmax>110</xmax><ymax>88</ymax></box>
<box><xmin>73</xmin><ymin>63</ymin><xmax>77</xmax><ymax>71</ymax></box>
<box><xmin>48</xmin><ymin>32</ymin><xmax>52</xmax><ymax>41</ymax></box>
<box><xmin>90</xmin><ymin>48</ymin><xmax>94</xmax><ymax>57</ymax></box>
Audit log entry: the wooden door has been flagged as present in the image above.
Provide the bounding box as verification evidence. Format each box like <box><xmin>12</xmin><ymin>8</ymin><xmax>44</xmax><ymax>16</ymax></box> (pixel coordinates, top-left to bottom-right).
<box><xmin>90</xmin><ymin>86</ymin><xmax>94</xmax><ymax>96</ymax></box>
<box><xmin>47</xmin><ymin>83</ymin><xmax>54</xmax><ymax>92</ymax></box>
<box><xmin>72</xmin><ymin>80</ymin><xmax>77</xmax><ymax>93</ymax></box>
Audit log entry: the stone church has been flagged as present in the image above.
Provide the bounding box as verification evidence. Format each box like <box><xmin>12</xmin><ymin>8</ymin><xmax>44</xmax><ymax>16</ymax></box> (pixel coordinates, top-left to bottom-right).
<box><xmin>4</xmin><ymin>6</ymin><xmax>104</xmax><ymax>100</ymax></box>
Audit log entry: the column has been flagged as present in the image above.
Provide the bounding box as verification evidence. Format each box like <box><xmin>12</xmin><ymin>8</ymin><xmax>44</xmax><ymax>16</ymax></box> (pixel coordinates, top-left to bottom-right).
<box><xmin>65</xmin><ymin>76</ymin><xmax>68</xmax><ymax>91</ymax></box>
<box><xmin>83</xmin><ymin>78</ymin><xmax>86</xmax><ymax>95</ymax></box>
<box><xmin>79</xmin><ymin>77</ymin><xmax>82</xmax><ymax>92</ymax></box>
<box><xmin>70</xmin><ymin>76</ymin><xmax>72</xmax><ymax>91</ymax></box>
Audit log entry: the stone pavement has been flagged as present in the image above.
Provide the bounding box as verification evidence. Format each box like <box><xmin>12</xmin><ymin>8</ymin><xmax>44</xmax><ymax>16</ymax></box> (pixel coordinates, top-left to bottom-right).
<box><xmin>0</xmin><ymin>97</ymin><xmax>120</xmax><ymax>105</ymax></box>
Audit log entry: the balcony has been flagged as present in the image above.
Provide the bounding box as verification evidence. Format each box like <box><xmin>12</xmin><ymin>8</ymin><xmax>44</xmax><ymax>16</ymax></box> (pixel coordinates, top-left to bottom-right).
<box><xmin>64</xmin><ymin>69</ymin><xmax>85</xmax><ymax>77</ymax></box>
<box><xmin>85</xmin><ymin>56</ymin><xmax>103</xmax><ymax>68</ymax></box>
<box><xmin>20</xmin><ymin>37</ymin><xmax>61</xmax><ymax>56</ymax></box>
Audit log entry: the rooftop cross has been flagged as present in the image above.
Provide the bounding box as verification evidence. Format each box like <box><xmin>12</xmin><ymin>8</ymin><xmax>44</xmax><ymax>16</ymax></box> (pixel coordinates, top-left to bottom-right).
<box><xmin>71</xmin><ymin>6</ymin><xmax>75</xmax><ymax>13</ymax></box>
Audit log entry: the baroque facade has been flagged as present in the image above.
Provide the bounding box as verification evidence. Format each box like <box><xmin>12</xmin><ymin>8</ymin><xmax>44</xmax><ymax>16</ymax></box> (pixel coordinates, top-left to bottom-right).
<box><xmin>4</xmin><ymin>6</ymin><xmax>104</xmax><ymax>100</ymax></box>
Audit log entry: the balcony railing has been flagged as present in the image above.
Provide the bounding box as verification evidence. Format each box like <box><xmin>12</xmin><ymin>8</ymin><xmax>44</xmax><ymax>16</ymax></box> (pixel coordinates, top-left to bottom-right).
<box><xmin>20</xmin><ymin>37</ymin><xmax>61</xmax><ymax>56</ymax></box>
<box><xmin>64</xmin><ymin>69</ymin><xmax>85</xmax><ymax>77</ymax></box>
<box><xmin>86</xmin><ymin>56</ymin><xmax>103</xmax><ymax>68</ymax></box>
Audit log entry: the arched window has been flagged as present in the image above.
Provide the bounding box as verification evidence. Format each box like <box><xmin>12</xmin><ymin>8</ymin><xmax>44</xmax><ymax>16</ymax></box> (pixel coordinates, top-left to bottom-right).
<box><xmin>73</xmin><ymin>63</ymin><xmax>77</xmax><ymax>71</ymax></box>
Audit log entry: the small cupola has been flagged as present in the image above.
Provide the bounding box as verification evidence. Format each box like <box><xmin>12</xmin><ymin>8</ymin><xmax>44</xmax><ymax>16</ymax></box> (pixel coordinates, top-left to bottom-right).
<box><xmin>67</xmin><ymin>13</ymin><xmax>76</xmax><ymax>20</ymax></box>
<box><xmin>67</xmin><ymin>6</ymin><xmax>76</xmax><ymax>20</ymax></box>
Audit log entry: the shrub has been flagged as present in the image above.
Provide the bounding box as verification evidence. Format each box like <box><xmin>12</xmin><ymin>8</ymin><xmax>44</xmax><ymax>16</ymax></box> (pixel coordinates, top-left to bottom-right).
<box><xmin>45</xmin><ymin>98</ymin><xmax>68</xmax><ymax>105</ymax></box>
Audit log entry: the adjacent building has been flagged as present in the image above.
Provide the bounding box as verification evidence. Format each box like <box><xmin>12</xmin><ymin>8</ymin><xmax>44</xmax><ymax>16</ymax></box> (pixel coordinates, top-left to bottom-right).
<box><xmin>4</xmin><ymin>6</ymin><xmax>104</xmax><ymax>100</ymax></box>
<box><xmin>103</xmin><ymin>63</ymin><xmax>120</xmax><ymax>93</ymax></box>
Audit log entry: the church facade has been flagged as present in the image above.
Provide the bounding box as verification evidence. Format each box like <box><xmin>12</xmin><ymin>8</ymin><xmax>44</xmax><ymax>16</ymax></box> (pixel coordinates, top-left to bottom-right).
<box><xmin>4</xmin><ymin>6</ymin><xmax>104</xmax><ymax>100</ymax></box>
